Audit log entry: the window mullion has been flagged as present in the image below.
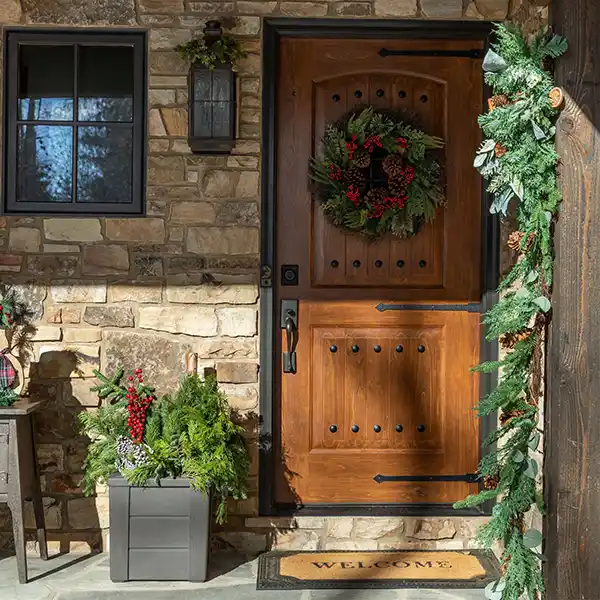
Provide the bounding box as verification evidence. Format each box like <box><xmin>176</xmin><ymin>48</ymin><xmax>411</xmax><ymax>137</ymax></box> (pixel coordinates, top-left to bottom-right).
<box><xmin>71</xmin><ymin>43</ymin><xmax>79</xmax><ymax>204</ymax></box>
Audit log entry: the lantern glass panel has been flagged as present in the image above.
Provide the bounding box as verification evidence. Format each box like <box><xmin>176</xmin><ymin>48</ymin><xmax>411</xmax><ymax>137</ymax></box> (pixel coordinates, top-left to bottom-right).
<box><xmin>193</xmin><ymin>71</ymin><xmax>212</xmax><ymax>138</ymax></box>
<box><xmin>211</xmin><ymin>69</ymin><xmax>231</xmax><ymax>138</ymax></box>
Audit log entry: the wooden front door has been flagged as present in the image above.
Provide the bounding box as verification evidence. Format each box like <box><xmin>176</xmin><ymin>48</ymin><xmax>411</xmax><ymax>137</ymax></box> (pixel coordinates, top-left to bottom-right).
<box><xmin>274</xmin><ymin>37</ymin><xmax>484</xmax><ymax>506</ymax></box>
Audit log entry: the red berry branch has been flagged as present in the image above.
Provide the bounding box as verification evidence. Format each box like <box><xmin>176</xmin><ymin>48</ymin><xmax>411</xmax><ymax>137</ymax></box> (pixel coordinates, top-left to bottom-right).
<box><xmin>90</xmin><ymin>367</ymin><xmax>156</xmax><ymax>439</ymax></box>
<box><xmin>125</xmin><ymin>369</ymin><xmax>155</xmax><ymax>443</ymax></box>
<box><xmin>364</xmin><ymin>134</ymin><xmax>383</xmax><ymax>153</ymax></box>
<box><xmin>346</xmin><ymin>135</ymin><xmax>358</xmax><ymax>159</ymax></box>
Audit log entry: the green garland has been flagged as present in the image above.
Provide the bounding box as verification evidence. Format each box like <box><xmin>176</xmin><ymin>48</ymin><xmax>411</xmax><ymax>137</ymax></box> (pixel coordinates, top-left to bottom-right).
<box><xmin>453</xmin><ymin>25</ymin><xmax>567</xmax><ymax>600</ymax></box>
<box><xmin>310</xmin><ymin>107</ymin><xmax>444</xmax><ymax>238</ymax></box>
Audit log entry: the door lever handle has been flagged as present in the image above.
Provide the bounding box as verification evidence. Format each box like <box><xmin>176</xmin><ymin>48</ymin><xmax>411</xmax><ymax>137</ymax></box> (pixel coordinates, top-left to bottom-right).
<box><xmin>281</xmin><ymin>300</ymin><xmax>299</xmax><ymax>374</ymax></box>
<box><xmin>285</xmin><ymin>314</ymin><xmax>298</xmax><ymax>353</ymax></box>
<box><xmin>284</xmin><ymin>313</ymin><xmax>298</xmax><ymax>374</ymax></box>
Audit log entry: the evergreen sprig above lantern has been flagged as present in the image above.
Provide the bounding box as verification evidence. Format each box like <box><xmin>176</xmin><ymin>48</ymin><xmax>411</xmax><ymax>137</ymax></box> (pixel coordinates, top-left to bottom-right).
<box><xmin>176</xmin><ymin>21</ymin><xmax>247</xmax><ymax>155</ymax></box>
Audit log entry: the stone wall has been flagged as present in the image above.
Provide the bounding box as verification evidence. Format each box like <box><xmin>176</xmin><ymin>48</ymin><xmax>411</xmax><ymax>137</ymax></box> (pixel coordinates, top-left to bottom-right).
<box><xmin>0</xmin><ymin>0</ymin><xmax>547</xmax><ymax>554</ymax></box>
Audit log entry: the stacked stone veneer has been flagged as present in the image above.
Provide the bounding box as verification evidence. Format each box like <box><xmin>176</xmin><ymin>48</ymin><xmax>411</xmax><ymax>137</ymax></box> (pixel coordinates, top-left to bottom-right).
<box><xmin>0</xmin><ymin>0</ymin><xmax>547</xmax><ymax>554</ymax></box>
<box><xmin>217</xmin><ymin>516</ymin><xmax>484</xmax><ymax>555</ymax></box>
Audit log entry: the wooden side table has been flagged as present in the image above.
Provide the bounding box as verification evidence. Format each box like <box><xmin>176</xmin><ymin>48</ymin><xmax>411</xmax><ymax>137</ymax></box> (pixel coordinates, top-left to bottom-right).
<box><xmin>0</xmin><ymin>398</ymin><xmax>48</xmax><ymax>583</ymax></box>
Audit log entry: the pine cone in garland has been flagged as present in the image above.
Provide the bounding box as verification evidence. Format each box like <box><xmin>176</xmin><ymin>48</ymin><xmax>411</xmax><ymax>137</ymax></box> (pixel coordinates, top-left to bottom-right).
<box><xmin>507</xmin><ymin>231</ymin><xmax>536</xmax><ymax>252</ymax></box>
<box><xmin>499</xmin><ymin>409</ymin><xmax>526</xmax><ymax>425</ymax></box>
<box><xmin>382</xmin><ymin>153</ymin><xmax>405</xmax><ymax>178</ymax></box>
<box><xmin>353</xmin><ymin>150</ymin><xmax>371</xmax><ymax>169</ymax></box>
<box><xmin>483</xmin><ymin>475</ymin><xmax>500</xmax><ymax>490</ymax></box>
<box><xmin>500</xmin><ymin>328</ymin><xmax>533</xmax><ymax>350</ymax></box>
<box><xmin>507</xmin><ymin>231</ymin><xmax>524</xmax><ymax>251</ymax></box>
<box><xmin>549</xmin><ymin>87</ymin><xmax>564</xmax><ymax>109</ymax></box>
<box><xmin>344</xmin><ymin>166</ymin><xmax>366</xmax><ymax>188</ymax></box>
<box><xmin>488</xmin><ymin>94</ymin><xmax>509</xmax><ymax>112</ymax></box>
<box><xmin>495</xmin><ymin>143</ymin><xmax>508</xmax><ymax>158</ymax></box>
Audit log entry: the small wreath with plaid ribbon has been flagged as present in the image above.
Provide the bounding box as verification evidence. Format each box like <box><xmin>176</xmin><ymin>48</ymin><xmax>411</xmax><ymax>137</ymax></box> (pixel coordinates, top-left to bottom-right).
<box><xmin>310</xmin><ymin>106</ymin><xmax>445</xmax><ymax>238</ymax></box>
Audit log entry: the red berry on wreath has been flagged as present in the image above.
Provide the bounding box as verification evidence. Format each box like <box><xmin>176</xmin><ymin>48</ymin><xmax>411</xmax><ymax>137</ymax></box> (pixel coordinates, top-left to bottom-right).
<box><xmin>346</xmin><ymin>185</ymin><xmax>361</xmax><ymax>205</ymax></box>
<box><xmin>396</xmin><ymin>137</ymin><xmax>409</xmax><ymax>149</ymax></box>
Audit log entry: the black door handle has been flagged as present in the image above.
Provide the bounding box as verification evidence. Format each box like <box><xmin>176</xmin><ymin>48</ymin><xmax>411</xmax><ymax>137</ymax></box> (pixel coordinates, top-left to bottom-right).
<box><xmin>281</xmin><ymin>300</ymin><xmax>299</xmax><ymax>374</ymax></box>
<box><xmin>283</xmin><ymin>312</ymin><xmax>298</xmax><ymax>373</ymax></box>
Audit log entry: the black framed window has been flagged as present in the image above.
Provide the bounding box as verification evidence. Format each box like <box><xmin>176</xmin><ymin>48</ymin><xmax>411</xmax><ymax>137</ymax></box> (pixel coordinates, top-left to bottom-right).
<box><xmin>3</xmin><ymin>29</ymin><xmax>147</xmax><ymax>215</ymax></box>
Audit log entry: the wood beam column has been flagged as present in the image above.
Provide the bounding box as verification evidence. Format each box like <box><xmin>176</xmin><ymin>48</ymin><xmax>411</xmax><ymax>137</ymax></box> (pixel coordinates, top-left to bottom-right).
<box><xmin>546</xmin><ymin>2</ymin><xmax>600</xmax><ymax>598</ymax></box>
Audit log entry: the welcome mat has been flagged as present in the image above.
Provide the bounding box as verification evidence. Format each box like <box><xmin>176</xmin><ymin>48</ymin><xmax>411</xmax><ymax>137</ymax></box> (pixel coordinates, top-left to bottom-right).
<box><xmin>257</xmin><ymin>550</ymin><xmax>500</xmax><ymax>590</ymax></box>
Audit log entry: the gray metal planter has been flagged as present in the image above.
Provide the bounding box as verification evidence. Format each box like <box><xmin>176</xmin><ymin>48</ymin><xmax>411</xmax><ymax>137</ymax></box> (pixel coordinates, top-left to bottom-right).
<box><xmin>108</xmin><ymin>475</ymin><xmax>211</xmax><ymax>582</ymax></box>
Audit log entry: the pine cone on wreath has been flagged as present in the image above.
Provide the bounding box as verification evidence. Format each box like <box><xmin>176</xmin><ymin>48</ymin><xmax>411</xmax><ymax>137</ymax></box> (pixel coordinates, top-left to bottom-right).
<box><xmin>365</xmin><ymin>187</ymin><xmax>388</xmax><ymax>205</ymax></box>
<box><xmin>365</xmin><ymin>187</ymin><xmax>388</xmax><ymax>203</ymax></box>
<box><xmin>382</xmin><ymin>154</ymin><xmax>404</xmax><ymax>178</ymax></box>
<box><xmin>344</xmin><ymin>166</ymin><xmax>366</xmax><ymax>188</ymax></box>
<box><xmin>353</xmin><ymin>150</ymin><xmax>371</xmax><ymax>169</ymax></box>
<box><xmin>388</xmin><ymin>178</ymin><xmax>408</xmax><ymax>199</ymax></box>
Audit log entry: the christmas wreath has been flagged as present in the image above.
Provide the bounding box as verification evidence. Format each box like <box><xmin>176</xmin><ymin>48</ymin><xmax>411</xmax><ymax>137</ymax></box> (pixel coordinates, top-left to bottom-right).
<box><xmin>310</xmin><ymin>106</ymin><xmax>445</xmax><ymax>238</ymax></box>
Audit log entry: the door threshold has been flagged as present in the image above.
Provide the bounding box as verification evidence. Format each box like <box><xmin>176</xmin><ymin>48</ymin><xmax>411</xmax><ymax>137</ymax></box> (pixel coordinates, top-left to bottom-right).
<box><xmin>271</xmin><ymin>503</ymin><xmax>490</xmax><ymax>517</ymax></box>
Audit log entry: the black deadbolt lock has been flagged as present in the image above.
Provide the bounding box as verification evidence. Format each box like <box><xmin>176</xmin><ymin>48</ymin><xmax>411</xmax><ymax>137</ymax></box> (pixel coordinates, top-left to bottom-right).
<box><xmin>281</xmin><ymin>264</ymin><xmax>299</xmax><ymax>286</ymax></box>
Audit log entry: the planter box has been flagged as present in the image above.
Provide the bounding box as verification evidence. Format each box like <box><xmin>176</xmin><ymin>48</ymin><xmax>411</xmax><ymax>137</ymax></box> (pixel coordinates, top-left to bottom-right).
<box><xmin>108</xmin><ymin>475</ymin><xmax>211</xmax><ymax>582</ymax></box>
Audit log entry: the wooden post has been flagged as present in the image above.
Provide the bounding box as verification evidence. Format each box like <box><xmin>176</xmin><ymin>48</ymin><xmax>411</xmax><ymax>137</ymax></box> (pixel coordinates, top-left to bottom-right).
<box><xmin>546</xmin><ymin>2</ymin><xmax>600</xmax><ymax>598</ymax></box>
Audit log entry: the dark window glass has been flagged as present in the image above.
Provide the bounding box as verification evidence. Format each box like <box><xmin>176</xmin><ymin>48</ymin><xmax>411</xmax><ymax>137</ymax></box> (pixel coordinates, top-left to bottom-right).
<box><xmin>78</xmin><ymin>46</ymin><xmax>134</xmax><ymax>122</ymax></box>
<box><xmin>77</xmin><ymin>126</ymin><xmax>132</xmax><ymax>203</ymax></box>
<box><xmin>18</xmin><ymin>45</ymin><xmax>74</xmax><ymax>121</ymax></box>
<box><xmin>17</xmin><ymin>125</ymin><xmax>73</xmax><ymax>202</ymax></box>
<box><xmin>4</xmin><ymin>30</ymin><xmax>146</xmax><ymax>215</ymax></box>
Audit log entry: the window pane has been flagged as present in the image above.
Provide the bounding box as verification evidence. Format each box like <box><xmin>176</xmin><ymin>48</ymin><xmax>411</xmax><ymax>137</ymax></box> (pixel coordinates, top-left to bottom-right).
<box><xmin>17</xmin><ymin>125</ymin><xmax>73</xmax><ymax>202</ymax></box>
<box><xmin>78</xmin><ymin>46</ymin><xmax>134</xmax><ymax>122</ymax></box>
<box><xmin>18</xmin><ymin>45</ymin><xmax>74</xmax><ymax>121</ymax></box>
<box><xmin>77</xmin><ymin>126</ymin><xmax>132</xmax><ymax>203</ymax></box>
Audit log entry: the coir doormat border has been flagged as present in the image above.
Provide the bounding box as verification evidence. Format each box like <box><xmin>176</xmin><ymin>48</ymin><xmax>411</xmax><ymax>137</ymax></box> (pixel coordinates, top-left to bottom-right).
<box><xmin>257</xmin><ymin>549</ymin><xmax>501</xmax><ymax>590</ymax></box>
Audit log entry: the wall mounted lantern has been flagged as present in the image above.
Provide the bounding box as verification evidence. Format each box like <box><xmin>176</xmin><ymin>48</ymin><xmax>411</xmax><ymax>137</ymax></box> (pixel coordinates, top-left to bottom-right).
<box><xmin>185</xmin><ymin>21</ymin><xmax>238</xmax><ymax>155</ymax></box>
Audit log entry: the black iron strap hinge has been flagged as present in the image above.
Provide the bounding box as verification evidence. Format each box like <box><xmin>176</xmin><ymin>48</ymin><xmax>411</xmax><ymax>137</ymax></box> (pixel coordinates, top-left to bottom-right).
<box><xmin>376</xmin><ymin>303</ymin><xmax>481</xmax><ymax>313</ymax></box>
<box><xmin>379</xmin><ymin>48</ymin><xmax>484</xmax><ymax>59</ymax></box>
<box><xmin>374</xmin><ymin>473</ymin><xmax>480</xmax><ymax>484</ymax></box>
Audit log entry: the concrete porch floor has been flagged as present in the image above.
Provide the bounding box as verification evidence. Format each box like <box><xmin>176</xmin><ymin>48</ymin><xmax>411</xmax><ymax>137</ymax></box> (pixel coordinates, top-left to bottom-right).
<box><xmin>0</xmin><ymin>552</ymin><xmax>485</xmax><ymax>600</ymax></box>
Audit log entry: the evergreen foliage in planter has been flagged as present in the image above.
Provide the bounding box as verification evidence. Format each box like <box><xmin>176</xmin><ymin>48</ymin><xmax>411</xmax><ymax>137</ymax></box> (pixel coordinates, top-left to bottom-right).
<box><xmin>80</xmin><ymin>370</ymin><xmax>251</xmax><ymax>581</ymax></box>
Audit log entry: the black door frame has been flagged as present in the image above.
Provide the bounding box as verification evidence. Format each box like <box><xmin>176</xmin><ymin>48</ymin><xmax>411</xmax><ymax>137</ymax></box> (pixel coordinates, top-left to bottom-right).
<box><xmin>259</xmin><ymin>18</ymin><xmax>497</xmax><ymax>517</ymax></box>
